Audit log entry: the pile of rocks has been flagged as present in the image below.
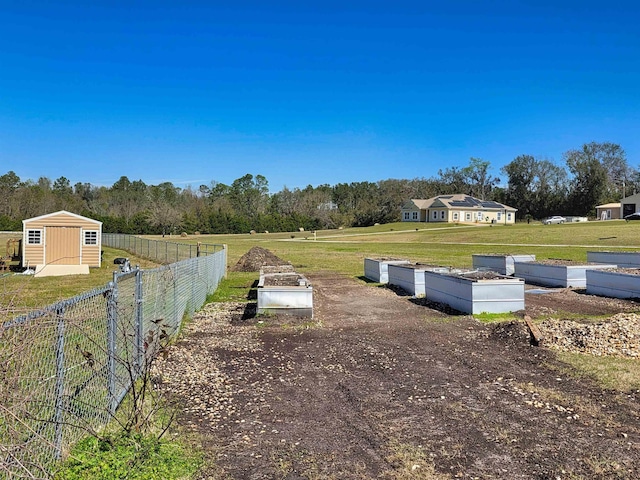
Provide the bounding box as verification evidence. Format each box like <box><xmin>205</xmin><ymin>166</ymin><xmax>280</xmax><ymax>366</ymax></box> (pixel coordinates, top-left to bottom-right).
<box><xmin>538</xmin><ymin>312</ymin><xmax>640</xmax><ymax>358</ymax></box>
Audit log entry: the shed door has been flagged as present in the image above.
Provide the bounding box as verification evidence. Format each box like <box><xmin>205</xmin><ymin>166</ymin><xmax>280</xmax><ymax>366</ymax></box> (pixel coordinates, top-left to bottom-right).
<box><xmin>45</xmin><ymin>226</ymin><xmax>81</xmax><ymax>265</ymax></box>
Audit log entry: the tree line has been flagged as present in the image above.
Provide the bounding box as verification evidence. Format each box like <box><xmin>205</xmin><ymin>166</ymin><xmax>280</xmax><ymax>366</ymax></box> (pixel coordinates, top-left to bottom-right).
<box><xmin>1</xmin><ymin>142</ymin><xmax>636</xmax><ymax>234</ymax></box>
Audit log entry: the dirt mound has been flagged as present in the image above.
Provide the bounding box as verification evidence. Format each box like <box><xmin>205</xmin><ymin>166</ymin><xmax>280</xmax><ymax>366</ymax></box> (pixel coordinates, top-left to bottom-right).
<box><xmin>230</xmin><ymin>246</ymin><xmax>291</xmax><ymax>272</ymax></box>
<box><xmin>489</xmin><ymin>319</ymin><xmax>532</xmax><ymax>345</ymax></box>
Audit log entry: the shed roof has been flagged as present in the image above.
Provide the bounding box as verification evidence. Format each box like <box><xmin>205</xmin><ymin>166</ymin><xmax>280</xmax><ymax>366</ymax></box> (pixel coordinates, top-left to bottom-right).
<box><xmin>23</xmin><ymin>210</ymin><xmax>103</xmax><ymax>226</ymax></box>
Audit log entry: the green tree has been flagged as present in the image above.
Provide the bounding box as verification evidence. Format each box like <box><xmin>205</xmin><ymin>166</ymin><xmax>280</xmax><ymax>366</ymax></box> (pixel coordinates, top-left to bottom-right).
<box><xmin>564</xmin><ymin>143</ymin><xmax>612</xmax><ymax>215</ymax></box>
<box><xmin>0</xmin><ymin>171</ymin><xmax>21</xmax><ymax>217</ymax></box>
<box><xmin>501</xmin><ymin>155</ymin><xmax>537</xmax><ymax>218</ymax></box>
<box><xmin>229</xmin><ymin>174</ymin><xmax>269</xmax><ymax>219</ymax></box>
<box><xmin>462</xmin><ymin>158</ymin><xmax>500</xmax><ymax>200</ymax></box>
<box><xmin>502</xmin><ymin>156</ymin><xmax>568</xmax><ymax>219</ymax></box>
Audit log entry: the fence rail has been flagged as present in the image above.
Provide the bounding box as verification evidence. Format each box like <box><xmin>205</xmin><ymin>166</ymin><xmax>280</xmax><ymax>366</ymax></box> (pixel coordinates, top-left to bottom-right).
<box><xmin>103</xmin><ymin>233</ymin><xmax>224</xmax><ymax>264</ymax></box>
<box><xmin>0</xmin><ymin>245</ymin><xmax>226</xmax><ymax>479</ymax></box>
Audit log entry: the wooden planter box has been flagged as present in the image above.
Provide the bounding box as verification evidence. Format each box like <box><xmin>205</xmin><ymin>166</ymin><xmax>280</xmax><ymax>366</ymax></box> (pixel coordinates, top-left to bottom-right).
<box><xmin>423</xmin><ymin>270</ymin><xmax>525</xmax><ymax>314</ymax></box>
<box><xmin>363</xmin><ymin>258</ymin><xmax>411</xmax><ymax>283</ymax></box>
<box><xmin>472</xmin><ymin>254</ymin><xmax>536</xmax><ymax>276</ymax></box>
<box><xmin>257</xmin><ymin>267</ymin><xmax>313</xmax><ymax>317</ymax></box>
<box><xmin>587</xmin><ymin>251</ymin><xmax>640</xmax><ymax>268</ymax></box>
<box><xmin>513</xmin><ymin>261</ymin><xmax>617</xmax><ymax>288</ymax></box>
<box><xmin>586</xmin><ymin>268</ymin><xmax>640</xmax><ymax>299</ymax></box>
<box><xmin>388</xmin><ymin>263</ymin><xmax>452</xmax><ymax>296</ymax></box>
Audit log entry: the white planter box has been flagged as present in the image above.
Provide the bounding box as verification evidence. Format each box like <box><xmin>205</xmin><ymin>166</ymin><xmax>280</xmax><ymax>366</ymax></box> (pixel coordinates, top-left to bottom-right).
<box><xmin>587</xmin><ymin>251</ymin><xmax>640</xmax><ymax>268</ymax></box>
<box><xmin>257</xmin><ymin>270</ymin><xmax>313</xmax><ymax>317</ymax></box>
<box><xmin>472</xmin><ymin>254</ymin><xmax>536</xmax><ymax>276</ymax></box>
<box><xmin>513</xmin><ymin>262</ymin><xmax>617</xmax><ymax>288</ymax></box>
<box><xmin>363</xmin><ymin>258</ymin><xmax>411</xmax><ymax>283</ymax></box>
<box><xmin>388</xmin><ymin>263</ymin><xmax>451</xmax><ymax>296</ymax></box>
<box><xmin>586</xmin><ymin>269</ymin><xmax>640</xmax><ymax>299</ymax></box>
<box><xmin>423</xmin><ymin>270</ymin><xmax>525</xmax><ymax>314</ymax></box>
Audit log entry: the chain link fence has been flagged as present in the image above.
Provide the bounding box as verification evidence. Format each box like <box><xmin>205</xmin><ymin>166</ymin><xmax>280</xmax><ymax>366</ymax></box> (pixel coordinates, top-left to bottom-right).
<box><xmin>0</xmin><ymin>246</ymin><xmax>226</xmax><ymax>479</ymax></box>
<box><xmin>103</xmin><ymin>233</ymin><xmax>224</xmax><ymax>264</ymax></box>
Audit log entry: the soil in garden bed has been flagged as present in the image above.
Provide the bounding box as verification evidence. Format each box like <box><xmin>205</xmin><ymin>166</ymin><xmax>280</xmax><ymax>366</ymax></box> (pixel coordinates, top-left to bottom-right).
<box><xmin>261</xmin><ymin>273</ymin><xmax>307</xmax><ymax>287</ymax></box>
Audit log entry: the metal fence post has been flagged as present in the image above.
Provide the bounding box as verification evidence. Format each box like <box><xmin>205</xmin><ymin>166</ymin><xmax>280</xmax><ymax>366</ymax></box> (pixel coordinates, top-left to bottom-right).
<box><xmin>106</xmin><ymin>279</ymin><xmax>118</xmax><ymax>414</ymax></box>
<box><xmin>53</xmin><ymin>304</ymin><xmax>66</xmax><ymax>459</ymax></box>
<box><xmin>134</xmin><ymin>267</ymin><xmax>144</xmax><ymax>377</ymax></box>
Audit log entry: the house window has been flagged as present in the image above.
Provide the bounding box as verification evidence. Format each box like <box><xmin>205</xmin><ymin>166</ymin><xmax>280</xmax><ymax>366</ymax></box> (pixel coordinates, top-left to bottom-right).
<box><xmin>507</xmin><ymin>213</ymin><xmax>512</xmax><ymax>221</ymax></box>
<box><xmin>27</xmin><ymin>230</ymin><xmax>42</xmax><ymax>245</ymax></box>
<box><xmin>465</xmin><ymin>212</ymin><xmax>471</xmax><ymax>221</ymax></box>
<box><xmin>403</xmin><ymin>212</ymin><xmax>410</xmax><ymax>221</ymax></box>
<box><xmin>497</xmin><ymin>212</ymin><xmax>502</xmax><ymax>221</ymax></box>
<box><xmin>432</xmin><ymin>211</ymin><xmax>438</xmax><ymax>220</ymax></box>
<box><xmin>453</xmin><ymin>212</ymin><xmax>458</xmax><ymax>221</ymax></box>
<box><xmin>84</xmin><ymin>231</ymin><xmax>98</xmax><ymax>245</ymax></box>
<box><xmin>412</xmin><ymin>211</ymin><xmax>418</xmax><ymax>220</ymax></box>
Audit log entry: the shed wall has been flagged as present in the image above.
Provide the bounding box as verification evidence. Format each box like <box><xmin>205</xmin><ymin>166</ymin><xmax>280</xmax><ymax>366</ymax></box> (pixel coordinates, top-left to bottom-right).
<box><xmin>23</xmin><ymin>212</ymin><xmax>102</xmax><ymax>268</ymax></box>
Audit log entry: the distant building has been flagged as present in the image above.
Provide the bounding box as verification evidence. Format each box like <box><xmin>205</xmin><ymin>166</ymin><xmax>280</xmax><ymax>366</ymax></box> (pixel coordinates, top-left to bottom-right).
<box><xmin>401</xmin><ymin>195</ymin><xmax>517</xmax><ymax>224</ymax></box>
<box><xmin>317</xmin><ymin>201</ymin><xmax>338</xmax><ymax>211</ymax></box>
<box><xmin>595</xmin><ymin>203</ymin><xmax>621</xmax><ymax>220</ymax></box>
<box><xmin>621</xmin><ymin>193</ymin><xmax>640</xmax><ymax>217</ymax></box>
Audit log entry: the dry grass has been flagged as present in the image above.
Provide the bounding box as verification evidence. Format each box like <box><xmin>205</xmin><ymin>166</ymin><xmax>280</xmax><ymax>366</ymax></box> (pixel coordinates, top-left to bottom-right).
<box><xmin>554</xmin><ymin>351</ymin><xmax>640</xmax><ymax>392</ymax></box>
<box><xmin>0</xmin><ymin>247</ymin><xmax>160</xmax><ymax>318</ymax></box>
<box><xmin>384</xmin><ymin>441</ymin><xmax>451</xmax><ymax>480</ymax></box>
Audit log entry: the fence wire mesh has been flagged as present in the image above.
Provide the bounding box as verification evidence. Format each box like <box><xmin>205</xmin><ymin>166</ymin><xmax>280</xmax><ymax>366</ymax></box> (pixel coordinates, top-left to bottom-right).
<box><xmin>102</xmin><ymin>233</ymin><xmax>224</xmax><ymax>264</ymax></box>
<box><xmin>0</xmin><ymin>247</ymin><xmax>226</xmax><ymax>479</ymax></box>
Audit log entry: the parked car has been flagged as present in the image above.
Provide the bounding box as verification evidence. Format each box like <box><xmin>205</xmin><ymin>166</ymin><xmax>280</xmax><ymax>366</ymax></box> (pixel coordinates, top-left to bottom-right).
<box><xmin>624</xmin><ymin>212</ymin><xmax>640</xmax><ymax>221</ymax></box>
<box><xmin>543</xmin><ymin>216</ymin><xmax>566</xmax><ymax>225</ymax></box>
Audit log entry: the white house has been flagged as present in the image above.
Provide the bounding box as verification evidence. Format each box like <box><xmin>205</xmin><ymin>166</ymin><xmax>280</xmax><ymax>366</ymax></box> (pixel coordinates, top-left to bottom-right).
<box><xmin>401</xmin><ymin>195</ymin><xmax>517</xmax><ymax>225</ymax></box>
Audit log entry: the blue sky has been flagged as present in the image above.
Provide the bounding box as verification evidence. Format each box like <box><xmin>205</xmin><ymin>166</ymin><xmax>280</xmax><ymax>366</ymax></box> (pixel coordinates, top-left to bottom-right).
<box><xmin>1</xmin><ymin>1</ymin><xmax>639</xmax><ymax>193</ymax></box>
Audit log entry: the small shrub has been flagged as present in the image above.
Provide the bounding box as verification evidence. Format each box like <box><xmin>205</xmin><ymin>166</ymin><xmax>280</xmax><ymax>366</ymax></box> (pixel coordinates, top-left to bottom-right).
<box><xmin>54</xmin><ymin>432</ymin><xmax>202</xmax><ymax>480</ymax></box>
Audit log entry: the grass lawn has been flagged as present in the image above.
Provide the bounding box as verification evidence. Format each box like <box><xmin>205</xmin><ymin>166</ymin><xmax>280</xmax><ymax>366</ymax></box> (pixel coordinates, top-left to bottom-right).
<box><xmin>148</xmin><ymin>220</ymin><xmax>640</xmax><ymax>278</ymax></box>
<box><xmin>4</xmin><ymin>220</ymin><xmax>640</xmax><ymax>325</ymax></box>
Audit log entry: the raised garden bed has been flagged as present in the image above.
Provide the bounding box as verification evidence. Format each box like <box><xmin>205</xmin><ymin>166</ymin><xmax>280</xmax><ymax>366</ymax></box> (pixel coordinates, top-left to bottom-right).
<box><xmin>587</xmin><ymin>251</ymin><xmax>640</xmax><ymax>268</ymax></box>
<box><xmin>257</xmin><ymin>266</ymin><xmax>313</xmax><ymax>317</ymax></box>
<box><xmin>423</xmin><ymin>269</ymin><xmax>525</xmax><ymax>314</ymax></box>
<box><xmin>363</xmin><ymin>258</ymin><xmax>411</xmax><ymax>283</ymax></box>
<box><xmin>388</xmin><ymin>263</ymin><xmax>454</xmax><ymax>296</ymax></box>
<box><xmin>513</xmin><ymin>260</ymin><xmax>617</xmax><ymax>288</ymax></box>
<box><xmin>586</xmin><ymin>268</ymin><xmax>640</xmax><ymax>299</ymax></box>
<box><xmin>472</xmin><ymin>253</ymin><xmax>536</xmax><ymax>276</ymax></box>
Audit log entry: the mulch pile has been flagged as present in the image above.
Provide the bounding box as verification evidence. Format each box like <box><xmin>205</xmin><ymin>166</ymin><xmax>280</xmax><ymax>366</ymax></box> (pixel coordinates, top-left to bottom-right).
<box><xmin>230</xmin><ymin>246</ymin><xmax>291</xmax><ymax>272</ymax></box>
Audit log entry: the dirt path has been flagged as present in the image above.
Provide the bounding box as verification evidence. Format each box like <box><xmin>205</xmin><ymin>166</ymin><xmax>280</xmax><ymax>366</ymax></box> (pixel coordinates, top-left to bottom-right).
<box><xmin>158</xmin><ymin>272</ymin><xmax>640</xmax><ymax>479</ymax></box>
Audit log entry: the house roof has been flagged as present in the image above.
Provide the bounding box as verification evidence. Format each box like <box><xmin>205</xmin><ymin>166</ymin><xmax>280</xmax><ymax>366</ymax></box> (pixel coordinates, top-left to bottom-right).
<box><xmin>22</xmin><ymin>210</ymin><xmax>103</xmax><ymax>226</ymax></box>
<box><xmin>596</xmin><ymin>203</ymin><xmax>621</xmax><ymax>209</ymax></box>
<box><xmin>406</xmin><ymin>199</ymin><xmax>432</xmax><ymax>209</ymax></box>
<box><xmin>407</xmin><ymin>195</ymin><xmax>516</xmax><ymax>212</ymax></box>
